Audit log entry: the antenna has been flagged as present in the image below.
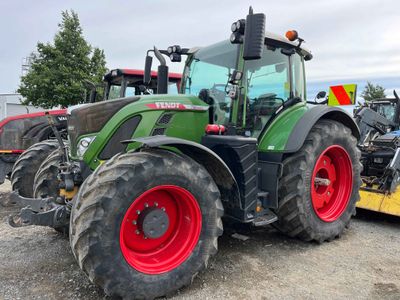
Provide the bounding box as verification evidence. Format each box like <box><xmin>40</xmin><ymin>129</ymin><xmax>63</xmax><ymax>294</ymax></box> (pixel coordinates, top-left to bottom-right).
<box><xmin>21</xmin><ymin>54</ymin><xmax>35</xmax><ymax>76</ymax></box>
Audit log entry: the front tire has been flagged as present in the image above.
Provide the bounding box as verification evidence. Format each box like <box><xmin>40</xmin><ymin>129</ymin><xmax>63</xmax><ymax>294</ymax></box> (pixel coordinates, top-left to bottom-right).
<box><xmin>11</xmin><ymin>140</ymin><xmax>59</xmax><ymax>197</ymax></box>
<box><xmin>70</xmin><ymin>149</ymin><xmax>223</xmax><ymax>299</ymax></box>
<box><xmin>33</xmin><ymin>149</ymin><xmax>62</xmax><ymax>200</ymax></box>
<box><xmin>34</xmin><ymin>149</ymin><xmax>68</xmax><ymax>234</ymax></box>
<box><xmin>275</xmin><ymin>120</ymin><xmax>361</xmax><ymax>242</ymax></box>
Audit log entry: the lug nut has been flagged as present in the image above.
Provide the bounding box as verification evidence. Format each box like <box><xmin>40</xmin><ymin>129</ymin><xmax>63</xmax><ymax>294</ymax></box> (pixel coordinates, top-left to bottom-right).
<box><xmin>135</xmin><ymin>230</ymin><xmax>140</xmax><ymax>235</ymax></box>
<box><xmin>144</xmin><ymin>203</ymin><xmax>149</xmax><ymax>208</ymax></box>
<box><xmin>161</xmin><ymin>207</ymin><xmax>166</xmax><ymax>211</ymax></box>
<box><xmin>136</xmin><ymin>210</ymin><xmax>141</xmax><ymax>215</ymax></box>
<box><xmin>132</xmin><ymin>220</ymin><xmax>137</xmax><ymax>225</ymax></box>
<box><xmin>154</xmin><ymin>202</ymin><xmax>158</xmax><ymax>207</ymax></box>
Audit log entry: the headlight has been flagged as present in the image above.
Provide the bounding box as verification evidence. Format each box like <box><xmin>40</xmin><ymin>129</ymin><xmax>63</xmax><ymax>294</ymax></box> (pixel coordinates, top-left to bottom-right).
<box><xmin>77</xmin><ymin>136</ymin><xmax>96</xmax><ymax>158</ymax></box>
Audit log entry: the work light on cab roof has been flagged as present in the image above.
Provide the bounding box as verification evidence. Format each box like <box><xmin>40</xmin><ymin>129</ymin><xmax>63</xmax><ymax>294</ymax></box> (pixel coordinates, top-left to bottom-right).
<box><xmin>167</xmin><ymin>45</ymin><xmax>183</xmax><ymax>62</ymax></box>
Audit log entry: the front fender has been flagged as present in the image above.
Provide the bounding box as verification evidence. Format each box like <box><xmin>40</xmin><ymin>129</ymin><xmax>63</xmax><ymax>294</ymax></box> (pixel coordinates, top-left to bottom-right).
<box><xmin>125</xmin><ymin>136</ymin><xmax>241</xmax><ymax>211</ymax></box>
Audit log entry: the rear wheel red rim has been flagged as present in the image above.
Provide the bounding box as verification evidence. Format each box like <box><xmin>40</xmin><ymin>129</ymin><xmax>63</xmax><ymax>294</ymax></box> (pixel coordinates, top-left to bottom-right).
<box><xmin>120</xmin><ymin>185</ymin><xmax>202</xmax><ymax>274</ymax></box>
<box><xmin>311</xmin><ymin>145</ymin><xmax>353</xmax><ymax>222</ymax></box>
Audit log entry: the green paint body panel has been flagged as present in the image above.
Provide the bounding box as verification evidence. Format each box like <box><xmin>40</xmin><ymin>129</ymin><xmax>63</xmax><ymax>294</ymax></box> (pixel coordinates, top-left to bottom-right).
<box><xmin>77</xmin><ymin>94</ymin><xmax>209</xmax><ymax>170</ymax></box>
<box><xmin>258</xmin><ymin>102</ymin><xmax>308</xmax><ymax>152</ymax></box>
<box><xmin>74</xmin><ymin>95</ymin><xmax>310</xmax><ymax>170</ymax></box>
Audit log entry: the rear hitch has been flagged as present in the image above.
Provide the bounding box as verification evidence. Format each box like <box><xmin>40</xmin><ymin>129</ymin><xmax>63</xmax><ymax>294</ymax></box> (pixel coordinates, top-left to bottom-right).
<box><xmin>4</xmin><ymin>191</ymin><xmax>70</xmax><ymax>228</ymax></box>
<box><xmin>0</xmin><ymin>191</ymin><xmax>53</xmax><ymax>209</ymax></box>
<box><xmin>8</xmin><ymin>205</ymin><xmax>69</xmax><ymax>228</ymax></box>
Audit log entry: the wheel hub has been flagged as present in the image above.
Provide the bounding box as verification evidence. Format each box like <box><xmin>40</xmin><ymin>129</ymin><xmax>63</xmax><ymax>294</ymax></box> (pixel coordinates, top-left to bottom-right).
<box><xmin>138</xmin><ymin>208</ymin><xmax>170</xmax><ymax>239</ymax></box>
<box><xmin>311</xmin><ymin>145</ymin><xmax>353</xmax><ymax>222</ymax></box>
<box><xmin>120</xmin><ymin>185</ymin><xmax>202</xmax><ymax>274</ymax></box>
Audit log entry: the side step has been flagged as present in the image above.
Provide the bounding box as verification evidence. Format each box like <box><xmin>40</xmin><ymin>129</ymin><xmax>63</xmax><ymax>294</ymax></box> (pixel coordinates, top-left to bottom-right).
<box><xmin>252</xmin><ymin>211</ymin><xmax>278</xmax><ymax>227</ymax></box>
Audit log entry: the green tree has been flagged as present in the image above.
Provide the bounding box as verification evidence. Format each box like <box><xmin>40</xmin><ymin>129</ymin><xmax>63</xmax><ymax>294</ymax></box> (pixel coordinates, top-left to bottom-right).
<box><xmin>361</xmin><ymin>81</ymin><xmax>386</xmax><ymax>102</ymax></box>
<box><xmin>18</xmin><ymin>10</ymin><xmax>107</xmax><ymax>108</ymax></box>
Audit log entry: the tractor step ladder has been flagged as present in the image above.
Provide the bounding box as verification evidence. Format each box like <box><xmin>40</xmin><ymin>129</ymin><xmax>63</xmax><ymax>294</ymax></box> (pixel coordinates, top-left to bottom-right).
<box><xmin>253</xmin><ymin>211</ymin><xmax>278</xmax><ymax>227</ymax></box>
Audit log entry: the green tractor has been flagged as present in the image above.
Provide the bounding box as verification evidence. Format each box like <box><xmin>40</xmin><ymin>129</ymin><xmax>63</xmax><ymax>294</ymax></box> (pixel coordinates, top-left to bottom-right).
<box><xmin>8</xmin><ymin>8</ymin><xmax>361</xmax><ymax>299</ymax></box>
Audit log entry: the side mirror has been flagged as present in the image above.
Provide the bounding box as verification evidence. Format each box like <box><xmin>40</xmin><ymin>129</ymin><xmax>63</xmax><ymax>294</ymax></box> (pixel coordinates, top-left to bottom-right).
<box><xmin>316</xmin><ymin>91</ymin><xmax>327</xmax><ymax>99</ymax></box>
<box><xmin>144</xmin><ymin>55</ymin><xmax>153</xmax><ymax>85</ymax></box>
<box><xmin>243</xmin><ymin>7</ymin><xmax>265</xmax><ymax>60</ymax></box>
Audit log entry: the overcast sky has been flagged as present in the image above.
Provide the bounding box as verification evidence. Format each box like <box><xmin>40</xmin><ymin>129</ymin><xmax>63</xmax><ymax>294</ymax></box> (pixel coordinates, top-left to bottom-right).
<box><xmin>1</xmin><ymin>0</ymin><xmax>399</xmax><ymax>98</ymax></box>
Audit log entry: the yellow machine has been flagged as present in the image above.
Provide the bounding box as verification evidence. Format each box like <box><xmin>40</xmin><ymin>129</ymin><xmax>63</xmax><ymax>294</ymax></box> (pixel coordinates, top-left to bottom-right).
<box><xmin>358</xmin><ymin>188</ymin><xmax>400</xmax><ymax>216</ymax></box>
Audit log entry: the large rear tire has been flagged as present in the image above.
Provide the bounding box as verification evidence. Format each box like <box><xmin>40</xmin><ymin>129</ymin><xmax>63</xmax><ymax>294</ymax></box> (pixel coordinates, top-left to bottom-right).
<box><xmin>70</xmin><ymin>149</ymin><xmax>223</xmax><ymax>299</ymax></box>
<box><xmin>11</xmin><ymin>140</ymin><xmax>59</xmax><ymax>197</ymax></box>
<box><xmin>275</xmin><ymin>120</ymin><xmax>362</xmax><ymax>242</ymax></box>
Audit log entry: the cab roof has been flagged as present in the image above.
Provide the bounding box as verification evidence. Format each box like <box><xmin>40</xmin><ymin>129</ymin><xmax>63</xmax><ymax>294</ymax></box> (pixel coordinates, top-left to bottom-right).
<box><xmin>188</xmin><ymin>31</ymin><xmax>313</xmax><ymax>61</ymax></box>
<box><xmin>103</xmin><ymin>69</ymin><xmax>182</xmax><ymax>81</ymax></box>
<box><xmin>264</xmin><ymin>31</ymin><xmax>312</xmax><ymax>60</ymax></box>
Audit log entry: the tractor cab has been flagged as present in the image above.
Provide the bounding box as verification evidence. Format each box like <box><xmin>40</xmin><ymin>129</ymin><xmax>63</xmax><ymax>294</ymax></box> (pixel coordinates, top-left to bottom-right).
<box><xmin>141</xmin><ymin>15</ymin><xmax>312</xmax><ymax>141</ymax></box>
<box><xmin>369</xmin><ymin>98</ymin><xmax>399</xmax><ymax>123</ymax></box>
<box><xmin>181</xmin><ymin>35</ymin><xmax>309</xmax><ymax>137</ymax></box>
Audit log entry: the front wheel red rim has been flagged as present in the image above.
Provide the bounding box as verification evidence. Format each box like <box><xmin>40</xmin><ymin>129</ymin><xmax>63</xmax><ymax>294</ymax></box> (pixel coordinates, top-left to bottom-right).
<box><xmin>120</xmin><ymin>185</ymin><xmax>202</xmax><ymax>274</ymax></box>
<box><xmin>311</xmin><ymin>145</ymin><xmax>353</xmax><ymax>222</ymax></box>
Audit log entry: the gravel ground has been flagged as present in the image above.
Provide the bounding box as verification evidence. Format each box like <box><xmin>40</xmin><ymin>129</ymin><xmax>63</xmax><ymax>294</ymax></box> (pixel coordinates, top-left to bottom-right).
<box><xmin>0</xmin><ymin>181</ymin><xmax>399</xmax><ymax>300</ymax></box>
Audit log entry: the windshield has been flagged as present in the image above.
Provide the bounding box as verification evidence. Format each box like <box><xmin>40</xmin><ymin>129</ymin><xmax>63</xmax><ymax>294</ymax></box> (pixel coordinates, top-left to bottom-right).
<box><xmin>184</xmin><ymin>41</ymin><xmax>239</xmax><ymax>124</ymax></box>
<box><xmin>374</xmin><ymin>103</ymin><xmax>396</xmax><ymax>122</ymax></box>
<box><xmin>107</xmin><ymin>84</ymin><xmax>139</xmax><ymax>99</ymax></box>
<box><xmin>244</xmin><ymin>47</ymin><xmax>305</xmax><ymax>137</ymax></box>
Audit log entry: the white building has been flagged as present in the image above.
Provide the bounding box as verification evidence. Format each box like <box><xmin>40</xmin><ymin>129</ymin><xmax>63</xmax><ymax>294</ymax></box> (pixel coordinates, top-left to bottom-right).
<box><xmin>0</xmin><ymin>94</ymin><xmax>44</xmax><ymax>120</ymax></box>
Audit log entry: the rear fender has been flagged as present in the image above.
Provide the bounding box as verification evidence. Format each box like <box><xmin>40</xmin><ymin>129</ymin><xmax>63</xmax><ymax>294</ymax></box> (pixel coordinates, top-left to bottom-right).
<box><xmin>284</xmin><ymin>105</ymin><xmax>360</xmax><ymax>153</ymax></box>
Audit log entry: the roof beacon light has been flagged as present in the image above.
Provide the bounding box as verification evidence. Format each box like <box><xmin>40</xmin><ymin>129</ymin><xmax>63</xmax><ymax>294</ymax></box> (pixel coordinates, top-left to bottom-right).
<box><xmin>285</xmin><ymin>30</ymin><xmax>298</xmax><ymax>42</ymax></box>
<box><xmin>285</xmin><ymin>30</ymin><xmax>305</xmax><ymax>48</ymax></box>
